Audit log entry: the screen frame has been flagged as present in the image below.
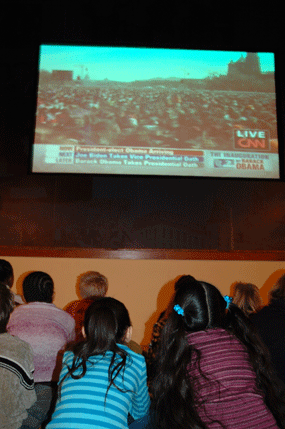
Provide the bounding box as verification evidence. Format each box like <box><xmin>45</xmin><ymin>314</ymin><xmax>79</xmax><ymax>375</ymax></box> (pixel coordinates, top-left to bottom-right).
<box><xmin>29</xmin><ymin>43</ymin><xmax>283</xmax><ymax>181</ymax></box>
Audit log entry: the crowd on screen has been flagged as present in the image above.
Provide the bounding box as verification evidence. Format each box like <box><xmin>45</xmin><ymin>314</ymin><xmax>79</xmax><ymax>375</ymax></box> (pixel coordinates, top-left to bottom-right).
<box><xmin>35</xmin><ymin>83</ymin><xmax>278</xmax><ymax>151</ymax></box>
<box><xmin>1</xmin><ymin>258</ymin><xmax>285</xmax><ymax>429</ymax></box>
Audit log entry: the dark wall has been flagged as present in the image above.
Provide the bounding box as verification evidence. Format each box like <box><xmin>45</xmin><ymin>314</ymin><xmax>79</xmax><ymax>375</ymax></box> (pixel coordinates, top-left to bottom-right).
<box><xmin>1</xmin><ymin>1</ymin><xmax>285</xmax><ymax>251</ymax></box>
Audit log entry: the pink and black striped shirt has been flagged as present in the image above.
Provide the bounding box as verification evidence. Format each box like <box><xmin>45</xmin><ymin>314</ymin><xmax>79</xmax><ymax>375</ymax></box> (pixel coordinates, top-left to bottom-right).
<box><xmin>187</xmin><ymin>328</ymin><xmax>278</xmax><ymax>428</ymax></box>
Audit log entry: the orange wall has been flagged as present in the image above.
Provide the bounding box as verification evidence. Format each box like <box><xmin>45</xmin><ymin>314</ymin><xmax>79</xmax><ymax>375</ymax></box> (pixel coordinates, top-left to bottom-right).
<box><xmin>4</xmin><ymin>256</ymin><xmax>285</xmax><ymax>345</ymax></box>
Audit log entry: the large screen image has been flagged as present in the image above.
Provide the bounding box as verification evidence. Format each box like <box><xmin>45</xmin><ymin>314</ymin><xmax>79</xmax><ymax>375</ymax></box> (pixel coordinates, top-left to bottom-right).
<box><xmin>32</xmin><ymin>45</ymin><xmax>279</xmax><ymax>178</ymax></box>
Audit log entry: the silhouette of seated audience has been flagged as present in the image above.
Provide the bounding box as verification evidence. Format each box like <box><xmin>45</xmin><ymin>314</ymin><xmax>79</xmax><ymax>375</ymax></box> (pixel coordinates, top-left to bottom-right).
<box><xmin>5</xmin><ymin>264</ymin><xmax>285</xmax><ymax>429</ymax></box>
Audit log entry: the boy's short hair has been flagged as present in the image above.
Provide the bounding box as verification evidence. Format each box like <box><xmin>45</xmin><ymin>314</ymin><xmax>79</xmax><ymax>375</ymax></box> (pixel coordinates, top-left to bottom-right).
<box><xmin>23</xmin><ymin>271</ymin><xmax>54</xmax><ymax>303</ymax></box>
<box><xmin>79</xmin><ymin>271</ymin><xmax>108</xmax><ymax>299</ymax></box>
<box><xmin>0</xmin><ymin>283</ymin><xmax>14</xmax><ymax>333</ymax></box>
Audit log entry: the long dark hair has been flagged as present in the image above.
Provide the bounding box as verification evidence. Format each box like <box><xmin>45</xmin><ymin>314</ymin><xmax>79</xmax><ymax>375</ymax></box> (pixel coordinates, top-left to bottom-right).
<box><xmin>60</xmin><ymin>297</ymin><xmax>132</xmax><ymax>399</ymax></box>
<box><xmin>0</xmin><ymin>283</ymin><xmax>14</xmax><ymax>333</ymax></box>
<box><xmin>150</xmin><ymin>280</ymin><xmax>285</xmax><ymax>429</ymax></box>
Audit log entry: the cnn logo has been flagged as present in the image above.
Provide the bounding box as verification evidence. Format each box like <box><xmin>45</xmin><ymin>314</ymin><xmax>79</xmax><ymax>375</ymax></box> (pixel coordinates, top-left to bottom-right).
<box><xmin>234</xmin><ymin>130</ymin><xmax>270</xmax><ymax>151</ymax></box>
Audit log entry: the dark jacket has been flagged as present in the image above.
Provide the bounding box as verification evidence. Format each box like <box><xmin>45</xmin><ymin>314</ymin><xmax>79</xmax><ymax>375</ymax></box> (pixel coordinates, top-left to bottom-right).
<box><xmin>251</xmin><ymin>299</ymin><xmax>285</xmax><ymax>384</ymax></box>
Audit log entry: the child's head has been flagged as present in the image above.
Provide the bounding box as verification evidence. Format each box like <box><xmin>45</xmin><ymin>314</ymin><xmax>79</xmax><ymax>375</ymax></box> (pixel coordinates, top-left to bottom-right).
<box><xmin>0</xmin><ymin>283</ymin><xmax>14</xmax><ymax>333</ymax></box>
<box><xmin>23</xmin><ymin>271</ymin><xmax>54</xmax><ymax>303</ymax></box>
<box><xmin>78</xmin><ymin>271</ymin><xmax>108</xmax><ymax>299</ymax></box>
<box><xmin>0</xmin><ymin>259</ymin><xmax>14</xmax><ymax>288</ymax></box>
<box><xmin>171</xmin><ymin>280</ymin><xmax>226</xmax><ymax>332</ymax></box>
<box><xmin>174</xmin><ymin>275</ymin><xmax>196</xmax><ymax>291</ymax></box>
<box><xmin>84</xmin><ymin>297</ymin><xmax>131</xmax><ymax>346</ymax></box>
<box><xmin>232</xmin><ymin>282</ymin><xmax>262</xmax><ymax>316</ymax></box>
<box><xmin>268</xmin><ymin>273</ymin><xmax>285</xmax><ymax>303</ymax></box>
<box><xmin>63</xmin><ymin>297</ymin><xmax>132</xmax><ymax>397</ymax></box>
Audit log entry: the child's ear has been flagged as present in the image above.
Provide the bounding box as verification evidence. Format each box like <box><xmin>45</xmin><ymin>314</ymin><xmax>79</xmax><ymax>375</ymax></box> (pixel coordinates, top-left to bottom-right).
<box><xmin>124</xmin><ymin>326</ymin><xmax>132</xmax><ymax>343</ymax></box>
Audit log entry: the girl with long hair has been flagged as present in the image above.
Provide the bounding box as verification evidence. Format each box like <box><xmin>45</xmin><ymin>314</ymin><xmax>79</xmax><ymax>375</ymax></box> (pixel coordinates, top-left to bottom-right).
<box><xmin>133</xmin><ymin>280</ymin><xmax>285</xmax><ymax>429</ymax></box>
<box><xmin>47</xmin><ymin>297</ymin><xmax>150</xmax><ymax>429</ymax></box>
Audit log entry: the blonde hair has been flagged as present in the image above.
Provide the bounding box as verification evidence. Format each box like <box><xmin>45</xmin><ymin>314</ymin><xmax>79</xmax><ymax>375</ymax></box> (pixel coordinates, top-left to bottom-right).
<box><xmin>232</xmin><ymin>282</ymin><xmax>263</xmax><ymax>316</ymax></box>
<box><xmin>78</xmin><ymin>271</ymin><xmax>108</xmax><ymax>299</ymax></box>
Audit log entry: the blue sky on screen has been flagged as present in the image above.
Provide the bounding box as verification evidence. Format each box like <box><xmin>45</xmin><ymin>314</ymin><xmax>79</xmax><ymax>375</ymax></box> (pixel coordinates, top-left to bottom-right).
<box><xmin>39</xmin><ymin>45</ymin><xmax>275</xmax><ymax>82</ymax></box>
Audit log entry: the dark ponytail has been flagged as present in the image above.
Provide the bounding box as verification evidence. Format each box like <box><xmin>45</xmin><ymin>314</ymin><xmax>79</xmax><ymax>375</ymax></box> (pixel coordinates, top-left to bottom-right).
<box><xmin>150</xmin><ymin>281</ymin><xmax>216</xmax><ymax>429</ymax></box>
<box><xmin>150</xmin><ymin>315</ymin><xmax>207</xmax><ymax>429</ymax></box>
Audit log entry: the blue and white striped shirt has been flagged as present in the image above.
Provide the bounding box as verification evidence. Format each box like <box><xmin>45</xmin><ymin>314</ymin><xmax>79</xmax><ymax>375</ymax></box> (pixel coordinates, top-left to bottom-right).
<box><xmin>47</xmin><ymin>344</ymin><xmax>150</xmax><ymax>429</ymax></box>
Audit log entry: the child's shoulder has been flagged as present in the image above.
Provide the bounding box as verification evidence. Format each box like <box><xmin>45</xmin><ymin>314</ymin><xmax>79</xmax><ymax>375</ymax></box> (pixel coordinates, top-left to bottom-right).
<box><xmin>118</xmin><ymin>343</ymin><xmax>146</xmax><ymax>366</ymax></box>
<box><xmin>62</xmin><ymin>350</ymin><xmax>74</xmax><ymax>364</ymax></box>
